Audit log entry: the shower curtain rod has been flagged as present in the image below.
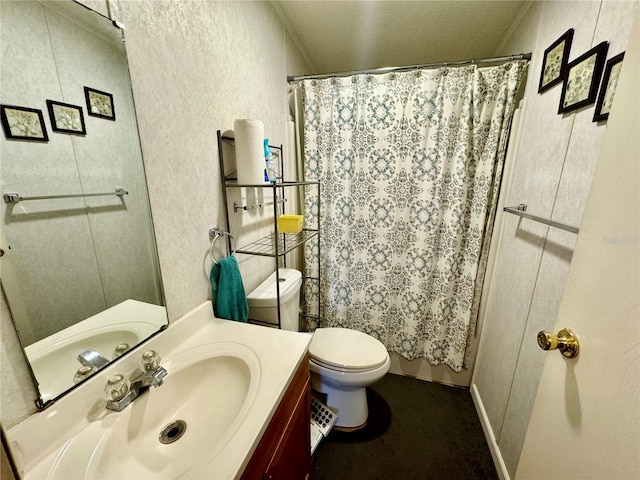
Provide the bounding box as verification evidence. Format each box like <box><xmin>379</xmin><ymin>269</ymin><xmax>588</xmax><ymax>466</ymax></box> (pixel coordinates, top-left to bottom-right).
<box><xmin>287</xmin><ymin>52</ymin><xmax>532</xmax><ymax>82</ymax></box>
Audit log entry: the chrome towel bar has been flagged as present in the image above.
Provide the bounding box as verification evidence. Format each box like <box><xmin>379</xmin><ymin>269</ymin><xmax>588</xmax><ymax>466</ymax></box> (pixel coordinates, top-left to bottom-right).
<box><xmin>503</xmin><ymin>204</ymin><xmax>579</xmax><ymax>234</ymax></box>
<box><xmin>3</xmin><ymin>188</ymin><xmax>128</xmax><ymax>204</ymax></box>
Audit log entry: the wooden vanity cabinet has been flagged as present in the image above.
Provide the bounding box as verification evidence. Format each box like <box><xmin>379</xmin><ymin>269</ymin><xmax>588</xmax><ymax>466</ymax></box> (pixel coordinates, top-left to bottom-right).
<box><xmin>241</xmin><ymin>353</ymin><xmax>311</xmax><ymax>480</ymax></box>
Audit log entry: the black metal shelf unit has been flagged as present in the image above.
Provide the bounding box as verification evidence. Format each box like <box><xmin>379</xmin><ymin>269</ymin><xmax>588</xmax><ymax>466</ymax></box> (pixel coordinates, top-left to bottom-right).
<box><xmin>216</xmin><ymin>130</ymin><xmax>320</xmax><ymax>329</ymax></box>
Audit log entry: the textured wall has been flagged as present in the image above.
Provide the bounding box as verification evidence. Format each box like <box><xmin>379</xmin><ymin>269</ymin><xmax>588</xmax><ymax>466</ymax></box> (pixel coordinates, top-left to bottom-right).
<box><xmin>472</xmin><ymin>1</ymin><xmax>638</xmax><ymax>477</ymax></box>
<box><xmin>0</xmin><ymin>289</ymin><xmax>38</xmax><ymax>429</ymax></box>
<box><xmin>110</xmin><ymin>0</ymin><xmax>312</xmax><ymax>322</ymax></box>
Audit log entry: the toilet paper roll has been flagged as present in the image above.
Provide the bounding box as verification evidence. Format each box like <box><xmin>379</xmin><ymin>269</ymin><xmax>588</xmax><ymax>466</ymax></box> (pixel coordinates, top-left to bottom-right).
<box><xmin>234</xmin><ymin>119</ymin><xmax>266</xmax><ymax>184</ymax></box>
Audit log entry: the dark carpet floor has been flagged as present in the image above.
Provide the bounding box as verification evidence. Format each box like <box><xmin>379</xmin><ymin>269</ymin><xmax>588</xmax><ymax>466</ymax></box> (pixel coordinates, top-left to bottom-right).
<box><xmin>311</xmin><ymin>373</ymin><xmax>498</xmax><ymax>480</ymax></box>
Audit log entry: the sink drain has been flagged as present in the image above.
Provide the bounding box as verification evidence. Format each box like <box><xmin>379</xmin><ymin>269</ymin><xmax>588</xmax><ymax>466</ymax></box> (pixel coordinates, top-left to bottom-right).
<box><xmin>159</xmin><ymin>420</ymin><xmax>187</xmax><ymax>444</ymax></box>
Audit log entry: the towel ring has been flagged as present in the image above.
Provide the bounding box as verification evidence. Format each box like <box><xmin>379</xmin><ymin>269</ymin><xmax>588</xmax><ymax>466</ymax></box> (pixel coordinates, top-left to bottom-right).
<box><xmin>209</xmin><ymin>231</ymin><xmax>236</xmax><ymax>264</ymax></box>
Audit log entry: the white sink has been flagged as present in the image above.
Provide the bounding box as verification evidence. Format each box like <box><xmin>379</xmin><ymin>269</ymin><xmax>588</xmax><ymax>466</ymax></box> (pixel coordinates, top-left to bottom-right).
<box><xmin>8</xmin><ymin>302</ymin><xmax>311</xmax><ymax>480</ymax></box>
<box><xmin>39</xmin><ymin>343</ymin><xmax>260</xmax><ymax>479</ymax></box>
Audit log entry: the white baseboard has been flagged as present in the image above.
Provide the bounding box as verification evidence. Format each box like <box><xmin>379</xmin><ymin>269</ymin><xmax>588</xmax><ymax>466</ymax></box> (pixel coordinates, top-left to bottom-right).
<box><xmin>470</xmin><ymin>383</ymin><xmax>510</xmax><ymax>480</ymax></box>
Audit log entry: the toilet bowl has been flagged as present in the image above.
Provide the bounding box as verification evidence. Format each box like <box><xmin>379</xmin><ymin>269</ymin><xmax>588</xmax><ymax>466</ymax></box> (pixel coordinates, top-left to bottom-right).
<box><xmin>247</xmin><ymin>271</ymin><xmax>390</xmax><ymax>430</ymax></box>
<box><xmin>309</xmin><ymin>327</ymin><xmax>390</xmax><ymax>429</ymax></box>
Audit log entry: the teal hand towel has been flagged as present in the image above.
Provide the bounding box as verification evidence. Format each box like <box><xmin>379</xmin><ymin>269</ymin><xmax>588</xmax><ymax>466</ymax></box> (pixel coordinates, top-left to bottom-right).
<box><xmin>210</xmin><ymin>256</ymin><xmax>249</xmax><ymax>322</ymax></box>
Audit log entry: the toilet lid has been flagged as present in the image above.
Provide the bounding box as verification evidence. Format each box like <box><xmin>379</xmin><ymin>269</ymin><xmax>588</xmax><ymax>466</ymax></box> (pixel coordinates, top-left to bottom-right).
<box><xmin>309</xmin><ymin>328</ymin><xmax>388</xmax><ymax>371</ymax></box>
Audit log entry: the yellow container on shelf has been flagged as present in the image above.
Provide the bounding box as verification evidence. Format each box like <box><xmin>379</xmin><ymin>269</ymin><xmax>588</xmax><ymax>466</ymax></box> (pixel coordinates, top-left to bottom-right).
<box><xmin>277</xmin><ymin>214</ymin><xmax>304</xmax><ymax>233</ymax></box>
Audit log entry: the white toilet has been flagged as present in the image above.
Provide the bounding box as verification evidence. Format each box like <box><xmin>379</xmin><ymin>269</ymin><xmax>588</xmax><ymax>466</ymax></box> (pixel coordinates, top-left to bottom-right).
<box><xmin>308</xmin><ymin>327</ymin><xmax>390</xmax><ymax>430</ymax></box>
<box><xmin>245</xmin><ymin>268</ymin><xmax>303</xmax><ymax>331</ymax></box>
<box><xmin>247</xmin><ymin>269</ymin><xmax>390</xmax><ymax>430</ymax></box>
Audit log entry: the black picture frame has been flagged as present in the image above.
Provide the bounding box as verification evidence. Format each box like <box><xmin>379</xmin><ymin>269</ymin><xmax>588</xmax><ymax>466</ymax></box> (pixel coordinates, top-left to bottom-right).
<box><xmin>558</xmin><ymin>41</ymin><xmax>609</xmax><ymax>114</ymax></box>
<box><xmin>46</xmin><ymin>100</ymin><xmax>86</xmax><ymax>135</ymax></box>
<box><xmin>538</xmin><ymin>28</ymin><xmax>574</xmax><ymax>93</ymax></box>
<box><xmin>593</xmin><ymin>52</ymin><xmax>625</xmax><ymax>122</ymax></box>
<box><xmin>0</xmin><ymin>104</ymin><xmax>49</xmax><ymax>142</ymax></box>
<box><xmin>84</xmin><ymin>86</ymin><xmax>115</xmax><ymax>120</ymax></box>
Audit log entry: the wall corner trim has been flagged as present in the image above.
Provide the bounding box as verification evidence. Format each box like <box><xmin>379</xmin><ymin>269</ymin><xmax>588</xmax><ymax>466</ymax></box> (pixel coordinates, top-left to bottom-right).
<box><xmin>269</xmin><ymin>1</ymin><xmax>318</xmax><ymax>75</ymax></box>
<box><xmin>493</xmin><ymin>1</ymin><xmax>536</xmax><ymax>56</ymax></box>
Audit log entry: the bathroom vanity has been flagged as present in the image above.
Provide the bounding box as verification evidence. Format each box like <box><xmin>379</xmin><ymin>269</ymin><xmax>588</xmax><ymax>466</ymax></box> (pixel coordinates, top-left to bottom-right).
<box><xmin>242</xmin><ymin>352</ymin><xmax>311</xmax><ymax>480</ymax></box>
<box><xmin>6</xmin><ymin>302</ymin><xmax>312</xmax><ymax>479</ymax></box>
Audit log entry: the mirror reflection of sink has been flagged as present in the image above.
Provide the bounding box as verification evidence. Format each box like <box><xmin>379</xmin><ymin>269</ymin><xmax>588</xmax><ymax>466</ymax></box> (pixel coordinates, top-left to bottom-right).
<box><xmin>33</xmin><ymin>342</ymin><xmax>260</xmax><ymax>479</ymax></box>
<box><xmin>29</xmin><ymin>329</ymin><xmax>138</xmax><ymax>400</ymax></box>
<box><xmin>25</xmin><ymin>300</ymin><xmax>168</xmax><ymax>402</ymax></box>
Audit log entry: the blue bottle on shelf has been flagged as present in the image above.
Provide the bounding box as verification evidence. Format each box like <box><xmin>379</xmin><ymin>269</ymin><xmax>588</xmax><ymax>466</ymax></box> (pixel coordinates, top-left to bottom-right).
<box><xmin>264</xmin><ymin>139</ymin><xmax>277</xmax><ymax>184</ymax></box>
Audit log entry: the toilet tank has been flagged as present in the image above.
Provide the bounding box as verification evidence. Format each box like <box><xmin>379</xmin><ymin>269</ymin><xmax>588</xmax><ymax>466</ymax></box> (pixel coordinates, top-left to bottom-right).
<box><xmin>246</xmin><ymin>269</ymin><xmax>302</xmax><ymax>331</ymax></box>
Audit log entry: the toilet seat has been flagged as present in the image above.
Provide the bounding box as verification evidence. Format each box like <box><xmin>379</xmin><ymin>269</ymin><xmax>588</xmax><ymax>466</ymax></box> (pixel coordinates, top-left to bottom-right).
<box><xmin>309</xmin><ymin>328</ymin><xmax>388</xmax><ymax>373</ymax></box>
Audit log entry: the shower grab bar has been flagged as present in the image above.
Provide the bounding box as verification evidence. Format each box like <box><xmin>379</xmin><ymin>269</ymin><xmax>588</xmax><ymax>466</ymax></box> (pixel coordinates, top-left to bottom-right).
<box><xmin>503</xmin><ymin>204</ymin><xmax>579</xmax><ymax>234</ymax></box>
<box><xmin>233</xmin><ymin>198</ymin><xmax>286</xmax><ymax>212</ymax></box>
<box><xmin>3</xmin><ymin>188</ymin><xmax>128</xmax><ymax>204</ymax></box>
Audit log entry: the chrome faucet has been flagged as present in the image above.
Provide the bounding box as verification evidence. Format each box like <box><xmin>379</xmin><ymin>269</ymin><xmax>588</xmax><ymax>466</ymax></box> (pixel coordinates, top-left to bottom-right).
<box><xmin>105</xmin><ymin>350</ymin><xmax>168</xmax><ymax>412</ymax></box>
<box><xmin>78</xmin><ymin>349</ymin><xmax>110</xmax><ymax>369</ymax></box>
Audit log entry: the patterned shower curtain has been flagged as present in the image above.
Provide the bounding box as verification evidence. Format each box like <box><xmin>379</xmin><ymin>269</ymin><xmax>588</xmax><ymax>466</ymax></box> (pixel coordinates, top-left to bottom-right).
<box><xmin>302</xmin><ymin>61</ymin><xmax>527</xmax><ymax>372</ymax></box>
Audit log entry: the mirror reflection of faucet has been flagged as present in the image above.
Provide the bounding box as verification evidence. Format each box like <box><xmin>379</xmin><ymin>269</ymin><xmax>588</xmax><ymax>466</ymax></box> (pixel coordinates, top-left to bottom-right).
<box><xmin>77</xmin><ymin>349</ymin><xmax>110</xmax><ymax>369</ymax></box>
<box><xmin>112</xmin><ymin>343</ymin><xmax>131</xmax><ymax>359</ymax></box>
<box><xmin>73</xmin><ymin>365</ymin><xmax>96</xmax><ymax>384</ymax></box>
<box><xmin>105</xmin><ymin>350</ymin><xmax>168</xmax><ymax>412</ymax></box>
<box><xmin>73</xmin><ymin>349</ymin><xmax>110</xmax><ymax>383</ymax></box>
<box><xmin>73</xmin><ymin>346</ymin><xmax>133</xmax><ymax>385</ymax></box>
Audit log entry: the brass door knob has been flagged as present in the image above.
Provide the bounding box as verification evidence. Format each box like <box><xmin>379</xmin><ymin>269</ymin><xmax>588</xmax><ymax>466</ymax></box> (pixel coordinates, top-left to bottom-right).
<box><xmin>537</xmin><ymin>328</ymin><xmax>579</xmax><ymax>358</ymax></box>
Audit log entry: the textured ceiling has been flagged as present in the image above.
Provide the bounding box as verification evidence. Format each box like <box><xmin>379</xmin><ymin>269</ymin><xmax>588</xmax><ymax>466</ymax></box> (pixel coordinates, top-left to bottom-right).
<box><xmin>276</xmin><ymin>1</ymin><xmax>531</xmax><ymax>75</ymax></box>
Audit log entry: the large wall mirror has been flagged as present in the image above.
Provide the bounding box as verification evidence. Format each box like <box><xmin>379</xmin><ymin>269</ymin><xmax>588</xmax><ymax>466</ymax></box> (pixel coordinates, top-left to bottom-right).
<box><xmin>0</xmin><ymin>0</ymin><xmax>167</xmax><ymax>406</ymax></box>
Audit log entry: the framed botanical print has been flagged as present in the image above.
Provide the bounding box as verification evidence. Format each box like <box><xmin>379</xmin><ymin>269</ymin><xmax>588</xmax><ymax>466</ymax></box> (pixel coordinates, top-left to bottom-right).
<box><xmin>84</xmin><ymin>86</ymin><xmax>115</xmax><ymax>120</ymax></box>
<box><xmin>593</xmin><ymin>52</ymin><xmax>625</xmax><ymax>122</ymax></box>
<box><xmin>538</xmin><ymin>28</ymin><xmax>574</xmax><ymax>93</ymax></box>
<box><xmin>0</xmin><ymin>104</ymin><xmax>49</xmax><ymax>141</ymax></box>
<box><xmin>46</xmin><ymin>100</ymin><xmax>86</xmax><ymax>135</ymax></box>
<box><xmin>558</xmin><ymin>41</ymin><xmax>609</xmax><ymax>114</ymax></box>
